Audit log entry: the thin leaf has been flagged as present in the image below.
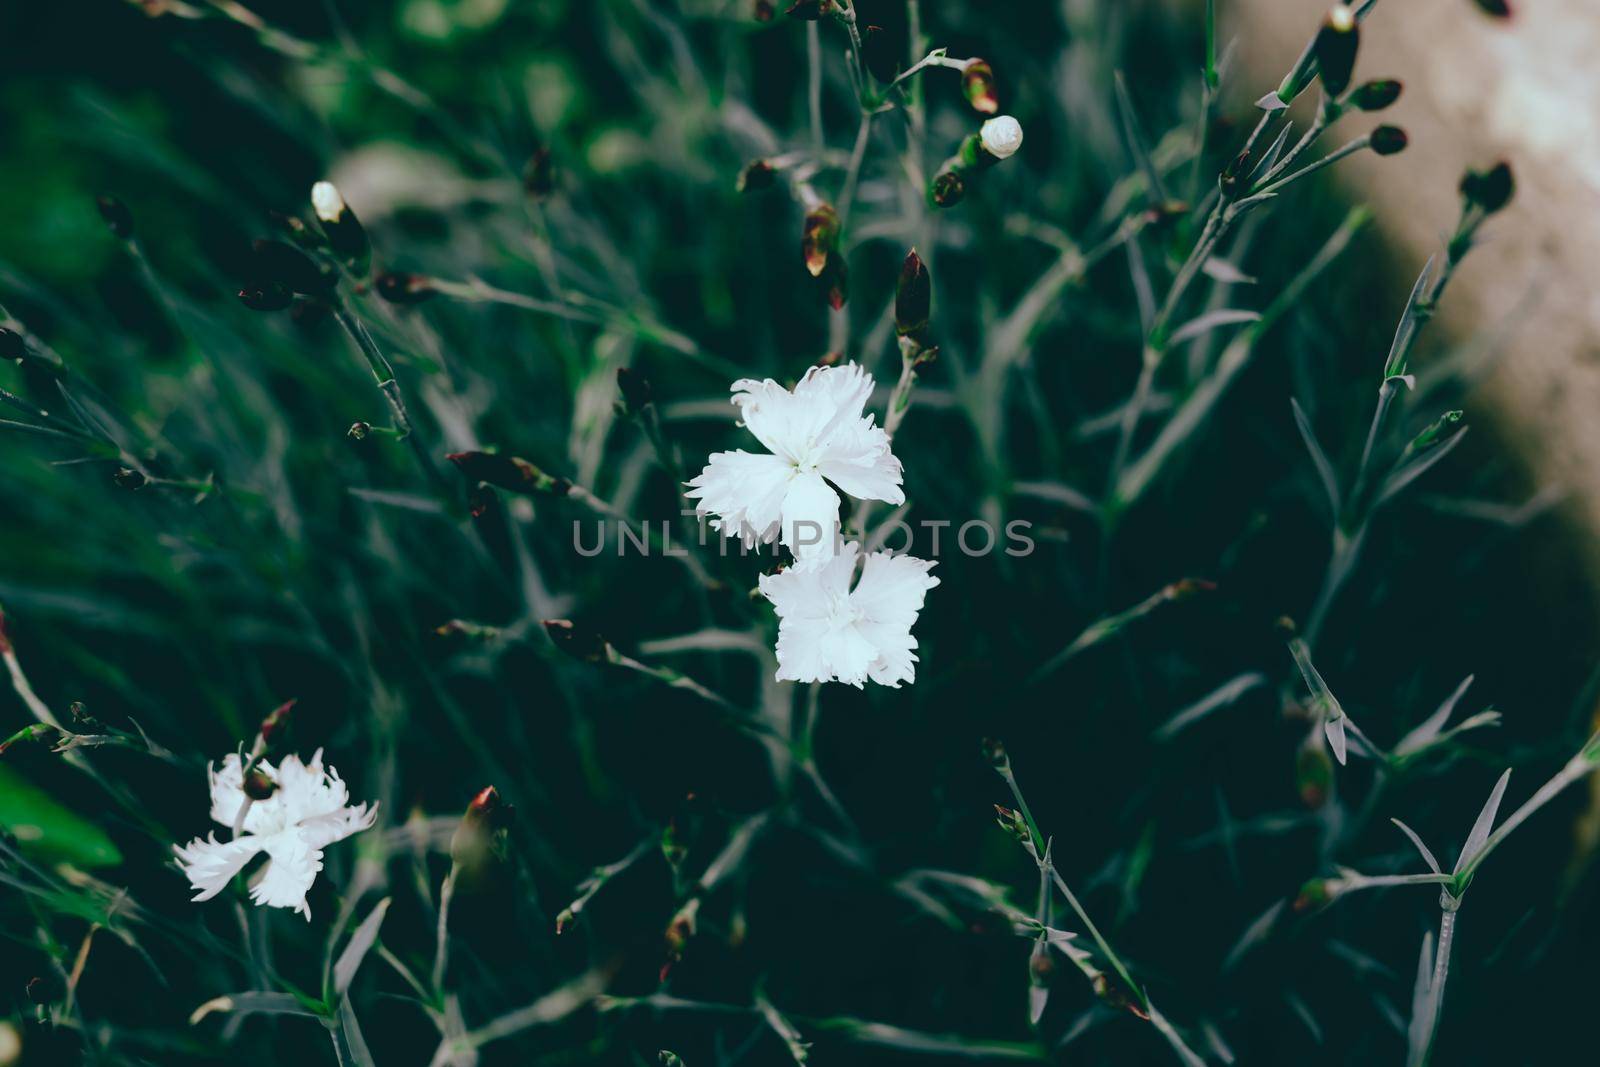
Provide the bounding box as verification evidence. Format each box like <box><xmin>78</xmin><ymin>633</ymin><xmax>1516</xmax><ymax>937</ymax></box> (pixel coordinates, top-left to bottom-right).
<box><xmin>1290</xmin><ymin>398</ymin><xmax>1341</xmax><ymax>518</ymax></box>
<box><xmin>1378</xmin><ymin>427</ymin><xmax>1469</xmax><ymax>506</ymax></box>
<box><xmin>1394</xmin><ymin>676</ymin><xmax>1474</xmax><ymax>757</ymax></box>
<box><xmin>1384</xmin><ymin>256</ymin><xmax>1435</xmax><ymax>378</ymax></box>
<box><xmin>1453</xmin><ymin>769</ymin><xmax>1511</xmax><ymax>875</ymax></box>
<box><xmin>1154</xmin><ymin>672</ymin><xmax>1268</xmax><ymax>740</ymax></box>
<box><xmin>1201</xmin><ymin>259</ymin><xmax>1257</xmax><ymax>285</ymax></box>
<box><xmin>1405</xmin><ymin>932</ymin><xmax>1436</xmax><ymax>1063</ymax></box>
<box><xmin>334</xmin><ymin>897</ymin><xmax>391</xmax><ymax>998</ymax></box>
<box><xmin>1114</xmin><ymin>71</ymin><xmax>1168</xmax><ymax>204</ymax></box>
<box><xmin>190</xmin><ymin>992</ymin><xmax>318</xmax><ymax>1025</ymax></box>
<box><xmin>1248</xmin><ymin>123</ymin><xmax>1295</xmax><ymax>182</ymax></box>
<box><xmin>1126</xmin><ymin>238</ymin><xmax>1156</xmax><ymax>335</ymax></box>
<box><xmin>1287</xmin><ymin>637</ymin><xmax>1349</xmax><ymax>765</ymax></box>
<box><xmin>1222</xmin><ymin>899</ymin><xmax>1286</xmax><ymax>971</ymax></box>
<box><xmin>1168</xmin><ymin>309</ymin><xmax>1262</xmax><ymax>346</ymax></box>
<box><xmin>334</xmin><ymin>997</ymin><xmax>378</xmax><ymax>1067</ymax></box>
<box><xmin>1256</xmin><ymin>92</ymin><xmax>1289</xmax><ymax>112</ymax></box>
<box><xmin>1390</xmin><ymin>818</ymin><xmax>1442</xmax><ymax>874</ymax></box>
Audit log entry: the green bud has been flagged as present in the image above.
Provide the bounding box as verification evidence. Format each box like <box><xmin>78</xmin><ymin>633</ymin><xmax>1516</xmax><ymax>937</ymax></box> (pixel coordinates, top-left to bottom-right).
<box><xmin>1348</xmin><ymin>79</ymin><xmax>1402</xmax><ymax>111</ymax></box>
<box><xmin>894</xmin><ymin>249</ymin><xmax>931</xmax><ymax>337</ymax></box>
<box><xmin>1369</xmin><ymin>125</ymin><xmax>1409</xmax><ymax>156</ymax></box>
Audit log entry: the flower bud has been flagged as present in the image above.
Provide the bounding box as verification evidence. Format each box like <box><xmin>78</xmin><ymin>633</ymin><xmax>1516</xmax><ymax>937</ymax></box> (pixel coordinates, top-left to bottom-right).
<box><xmin>259</xmin><ymin>698</ymin><xmax>294</xmax><ymax>748</ymax></box>
<box><xmin>784</xmin><ymin>0</ymin><xmax>835</xmax><ymax>19</ymax></box>
<box><xmin>243</xmin><ymin>767</ymin><xmax>277</xmax><ymax>801</ymax></box>
<box><xmin>801</xmin><ymin>203</ymin><xmax>840</xmax><ymax>278</ymax></box>
<box><xmin>862</xmin><ymin>24</ymin><xmax>899</xmax><ymax>84</ymax></box>
<box><xmin>1460</xmin><ymin>161</ymin><xmax>1514</xmax><ymax>214</ymax></box>
<box><xmin>374</xmin><ymin>271</ymin><xmax>437</xmax><ymax>305</ymax></box>
<box><xmin>236</xmin><ymin>283</ymin><xmax>293</xmax><ymax>312</ymax></box>
<box><xmin>1470</xmin><ymin>0</ymin><xmax>1512</xmax><ymax>16</ymax></box>
<box><xmin>1218</xmin><ymin>149</ymin><xmax>1250</xmax><ymax>198</ymax></box>
<box><xmin>994</xmin><ymin>804</ymin><xmax>1030</xmax><ymax>845</ymax></box>
<box><xmin>616</xmin><ymin>367</ymin><xmax>654</xmax><ymax>414</ymax></box>
<box><xmin>447</xmin><ymin>451</ymin><xmax>569</xmax><ymax>495</ymax></box>
<box><xmin>1292</xmin><ymin>877</ymin><xmax>1335</xmax><ymax>913</ymax></box>
<box><xmin>112</xmin><ymin>467</ymin><xmax>148</xmax><ymax>490</ymax></box>
<box><xmin>543</xmin><ymin>618</ymin><xmax>611</xmax><ymax>662</ymax></box>
<box><xmin>819</xmin><ymin>256</ymin><xmax>848</xmax><ymax>311</ymax></box>
<box><xmin>270</xmin><ymin>210</ymin><xmax>324</xmax><ymax>251</ymax></box>
<box><xmin>1313</xmin><ymin>6</ymin><xmax>1359</xmax><ymax>97</ymax></box>
<box><xmin>252</xmin><ymin>239</ymin><xmax>333</xmax><ymax>296</ymax></box>
<box><xmin>450</xmin><ymin>785</ymin><xmax>510</xmax><ymax>873</ymax></box>
<box><xmin>736</xmin><ymin>159</ymin><xmax>776</xmax><ymax>193</ymax></box>
<box><xmin>753</xmin><ymin>0</ymin><xmax>775</xmax><ymax>21</ymax></box>
<box><xmin>1409</xmin><ymin>410</ymin><xmax>1464</xmax><ymax>452</ymax></box>
<box><xmin>894</xmin><ymin>249</ymin><xmax>931</xmax><ymax>338</ymax></box>
<box><xmin>347</xmin><ymin>421</ymin><xmax>371</xmax><ymax>441</ymax></box>
<box><xmin>0</xmin><ymin>724</ymin><xmax>61</xmax><ymax>757</ymax></box>
<box><xmin>1296</xmin><ymin>742</ymin><xmax>1334</xmax><ymax>808</ymax></box>
<box><xmin>96</xmin><ymin>195</ymin><xmax>134</xmax><ymax>240</ymax></box>
<box><xmin>310</xmin><ymin>181</ymin><xmax>370</xmax><ymax>275</ymax></box>
<box><xmin>981</xmin><ymin>737</ymin><xmax>1010</xmax><ymax>770</ymax></box>
<box><xmin>1348</xmin><ymin>79</ymin><xmax>1402</xmax><ymax>111</ymax></box>
<box><xmin>524</xmin><ymin>147</ymin><xmax>555</xmax><ymax>199</ymax></box>
<box><xmin>1369</xmin><ymin>125</ymin><xmax>1409</xmax><ymax>156</ymax></box>
<box><xmin>0</xmin><ymin>328</ymin><xmax>25</xmax><ymax>364</ymax></box>
<box><xmin>664</xmin><ymin>898</ymin><xmax>700</xmax><ymax>957</ymax></box>
<box><xmin>962</xmin><ymin>59</ymin><xmax>999</xmax><ymax>114</ymax></box>
<box><xmin>929</xmin><ymin>169</ymin><xmax>966</xmax><ymax>208</ymax></box>
<box><xmin>978</xmin><ymin>115</ymin><xmax>1024</xmax><ymax>160</ymax></box>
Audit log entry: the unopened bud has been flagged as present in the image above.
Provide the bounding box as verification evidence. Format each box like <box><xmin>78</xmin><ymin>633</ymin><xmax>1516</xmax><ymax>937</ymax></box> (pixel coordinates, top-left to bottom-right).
<box><xmin>1296</xmin><ymin>742</ymin><xmax>1334</xmax><ymax>808</ymax></box>
<box><xmin>664</xmin><ymin>899</ymin><xmax>700</xmax><ymax>957</ymax></box>
<box><xmin>375</xmin><ymin>271</ymin><xmax>437</xmax><ymax>305</ymax></box>
<box><xmin>1460</xmin><ymin>161</ymin><xmax>1514</xmax><ymax>214</ymax></box>
<box><xmin>1314</xmin><ymin>6</ymin><xmax>1359</xmax><ymax>97</ymax></box>
<box><xmin>1369</xmin><ymin>125</ymin><xmax>1409</xmax><ymax>156</ymax></box>
<box><xmin>524</xmin><ymin>148</ymin><xmax>555</xmax><ymax>199</ymax></box>
<box><xmin>270</xmin><ymin>211</ymin><xmax>323</xmax><ymax>251</ymax></box>
<box><xmin>1164</xmin><ymin>577</ymin><xmax>1217</xmax><ymax>601</ymax></box>
<box><xmin>252</xmin><ymin>239</ymin><xmax>333</xmax><ymax>296</ymax></box>
<box><xmin>801</xmin><ymin>203</ymin><xmax>840</xmax><ymax>278</ymax></box>
<box><xmin>962</xmin><ymin>59</ymin><xmax>999</xmax><ymax>114</ymax></box>
<box><xmin>894</xmin><ymin>249</ymin><xmax>931</xmax><ymax>338</ymax></box>
<box><xmin>819</xmin><ymin>257</ymin><xmax>848</xmax><ymax>311</ymax></box>
<box><xmin>113</xmin><ymin>467</ymin><xmax>148</xmax><ymax>490</ymax></box>
<box><xmin>616</xmin><ymin>367</ymin><xmax>654</xmax><ymax>414</ymax></box>
<box><xmin>753</xmin><ymin>0</ymin><xmax>775</xmax><ymax>22</ymax></box>
<box><xmin>446</xmin><ymin>451</ymin><xmax>568</xmax><ymax>495</ymax></box>
<box><xmin>994</xmin><ymin>804</ymin><xmax>1030</xmax><ymax>845</ymax></box>
<box><xmin>861</xmin><ymin>24</ymin><xmax>898</xmax><ymax>84</ymax></box>
<box><xmin>543</xmin><ymin>618</ymin><xmax>611</xmax><ymax>662</ymax></box>
<box><xmin>310</xmin><ymin>181</ymin><xmax>370</xmax><ymax>274</ymax></box>
<box><xmin>0</xmin><ymin>724</ymin><xmax>61</xmax><ymax>757</ymax></box>
<box><xmin>237</xmin><ymin>283</ymin><xmax>293</xmax><ymax>312</ymax></box>
<box><xmin>1469</xmin><ymin>0</ymin><xmax>1512</xmax><ymax>17</ymax></box>
<box><xmin>978</xmin><ymin>115</ymin><xmax>1024</xmax><ymax>160</ymax></box>
<box><xmin>1219</xmin><ymin>149</ymin><xmax>1250</xmax><ymax>198</ymax></box>
<box><xmin>97</xmin><ymin>195</ymin><xmax>134</xmax><ymax>240</ymax></box>
<box><xmin>1349</xmin><ymin>79</ymin><xmax>1402</xmax><ymax>111</ymax></box>
<box><xmin>1410</xmin><ymin>410</ymin><xmax>1463</xmax><ymax>452</ymax></box>
<box><xmin>784</xmin><ymin>0</ymin><xmax>835</xmax><ymax>19</ymax></box>
<box><xmin>347</xmin><ymin>421</ymin><xmax>371</xmax><ymax>441</ymax></box>
<box><xmin>1292</xmin><ymin>877</ymin><xmax>1335</xmax><ymax>913</ymax></box>
<box><xmin>450</xmin><ymin>785</ymin><xmax>510</xmax><ymax>872</ymax></box>
<box><xmin>243</xmin><ymin>767</ymin><xmax>276</xmax><ymax>801</ymax></box>
<box><xmin>981</xmin><ymin>737</ymin><xmax>1010</xmax><ymax>770</ymax></box>
<box><xmin>259</xmin><ymin>698</ymin><xmax>294</xmax><ymax>747</ymax></box>
<box><xmin>736</xmin><ymin>159</ymin><xmax>776</xmax><ymax>193</ymax></box>
<box><xmin>930</xmin><ymin>169</ymin><xmax>966</xmax><ymax>208</ymax></box>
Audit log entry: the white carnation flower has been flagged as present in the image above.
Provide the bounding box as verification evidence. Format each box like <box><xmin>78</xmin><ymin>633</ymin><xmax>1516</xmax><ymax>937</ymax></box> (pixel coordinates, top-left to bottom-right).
<box><xmin>979</xmin><ymin>115</ymin><xmax>1024</xmax><ymax>160</ymax></box>
<box><xmin>686</xmin><ymin>362</ymin><xmax>904</xmax><ymax>568</ymax></box>
<box><xmin>175</xmin><ymin>750</ymin><xmax>376</xmax><ymax>919</ymax></box>
<box><xmin>759</xmin><ymin>540</ymin><xmax>938</xmax><ymax>688</ymax></box>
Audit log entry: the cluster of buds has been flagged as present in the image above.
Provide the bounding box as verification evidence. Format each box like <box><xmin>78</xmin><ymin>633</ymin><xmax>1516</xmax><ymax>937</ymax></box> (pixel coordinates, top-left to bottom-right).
<box><xmin>446</xmin><ymin>451</ymin><xmax>570</xmax><ymax>496</ymax></box>
<box><xmin>929</xmin><ymin>116</ymin><xmax>1024</xmax><ymax>208</ymax></box>
<box><xmin>238</xmin><ymin>182</ymin><xmax>367</xmax><ymax>313</ymax></box>
<box><xmin>801</xmin><ymin>202</ymin><xmax>848</xmax><ymax>309</ymax></box>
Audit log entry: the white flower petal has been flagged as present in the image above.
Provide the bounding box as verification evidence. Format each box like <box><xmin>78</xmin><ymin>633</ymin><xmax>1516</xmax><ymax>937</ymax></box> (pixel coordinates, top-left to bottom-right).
<box><xmin>299</xmin><ymin>803</ymin><xmax>379</xmax><ymax>851</ymax></box>
<box><xmin>771</xmin><ymin>615</ymin><xmax>836</xmax><ymax>684</ymax></box>
<box><xmin>251</xmin><ymin>834</ymin><xmax>324</xmax><ymax>919</ymax></box>
<box><xmin>817</xmin><ymin>417</ymin><xmax>904</xmax><ymax>505</ymax></box>
<box><xmin>175</xmin><ymin>834</ymin><xmax>264</xmax><ymax>902</ymax></box>
<box><xmin>276</xmin><ymin>749</ymin><xmax>355</xmax><ymax>825</ymax></box>
<box><xmin>779</xmin><ymin>471</ymin><xmax>842</xmax><ymax>566</ymax></box>
<box><xmin>685</xmin><ymin>450</ymin><xmax>794</xmax><ymax>547</ymax></box>
<box><xmin>851</xmin><ymin>550</ymin><xmax>940</xmax><ymax>626</ymax></box>
<box><xmin>980</xmin><ymin>115</ymin><xmax>1024</xmax><ymax>159</ymax></box>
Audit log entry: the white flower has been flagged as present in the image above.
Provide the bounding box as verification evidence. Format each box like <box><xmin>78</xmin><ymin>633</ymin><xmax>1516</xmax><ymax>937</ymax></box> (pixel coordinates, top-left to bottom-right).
<box><xmin>310</xmin><ymin>180</ymin><xmax>346</xmax><ymax>223</ymax></box>
<box><xmin>686</xmin><ymin>363</ymin><xmax>904</xmax><ymax>568</ymax></box>
<box><xmin>759</xmin><ymin>541</ymin><xmax>938</xmax><ymax>687</ymax></box>
<box><xmin>175</xmin><ymin>750</ymin><xmax>376</xmax><ymax>919</ymax></box>
<box><xmin>979</xmin><ymin>115</ymin><xmax>1024</xmax><ymax>160</ymax></box>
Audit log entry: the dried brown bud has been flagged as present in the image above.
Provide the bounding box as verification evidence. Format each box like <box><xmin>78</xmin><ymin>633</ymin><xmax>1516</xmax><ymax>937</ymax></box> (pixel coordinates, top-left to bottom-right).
<box><xmin>97</xmin><ymin>195</ymin><xmax>134</xmax><ymax>240</ymax></box>
<box><xmin>962</xmin><ymin>59</ymin><xmax>999</xmax><ymax>114</ymax></box>
<box><xmin>543</xmin><ymin>618</ymin><xmax>610</xmax><ymax>662</ymax></box>
<box><xmin>801</xmin><ymin>203</ymin><xmax>840</xmax><ymax>278</ymax></box>
<box><xmin>375</xmin><ymin>271</ymin><xmax>437</xmax><ymax>305</ymax></box>
<box><xmin>930</xmin><ymin>169</ymin><xmax>966</xmax><ymax>208</ymax></box>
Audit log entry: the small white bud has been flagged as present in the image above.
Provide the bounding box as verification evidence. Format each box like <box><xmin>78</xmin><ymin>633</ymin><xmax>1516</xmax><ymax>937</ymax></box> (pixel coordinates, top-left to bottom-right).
<box><xmin>979</xmin><ymin>115</ymin><xmax>1024</xmax><ymax>160</ymax></box>
<box><xmin>1328</xmin><ymin>3</ymin><xmax>1355</xmax><ymax>31</ymax></box>
<box><xmin>310</xmin><ymin>180</ymin><xmax>345</xmax><ymax>223</ymax></box>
